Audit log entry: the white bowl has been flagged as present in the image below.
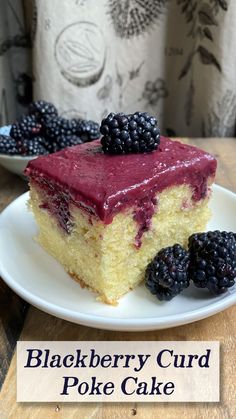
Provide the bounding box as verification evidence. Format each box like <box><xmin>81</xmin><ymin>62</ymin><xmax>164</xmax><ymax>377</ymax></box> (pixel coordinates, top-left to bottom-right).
<box><xmin>0</xmin><ymin>125</ymin><xmax>37</xmax><ymax>176</ymax></box>
<box><xmin>0</xmin><ymin>153</ymin><xmax>36</xmax><ymax>176</ymax></box>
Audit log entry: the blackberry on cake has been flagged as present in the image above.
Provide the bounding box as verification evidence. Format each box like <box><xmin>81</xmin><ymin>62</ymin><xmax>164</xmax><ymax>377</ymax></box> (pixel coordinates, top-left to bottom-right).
<box><xmin>100</xmin><ymin>111</ymin><xmax>160</xmax><ymax>154</ymax></box>
<box><xmin>145</xmin><ymin>244</ymin><xmax>190</xmax><ymax>301</ymax></box>
<box><xmin>188</xmin><ymin>231</ymin><xmax>236</xmax><ymax>294</ymax></box>
<box><xmin>25</xmin><ymin>131</ymin><xmax>217</xmax><ymax>304</ymax></box>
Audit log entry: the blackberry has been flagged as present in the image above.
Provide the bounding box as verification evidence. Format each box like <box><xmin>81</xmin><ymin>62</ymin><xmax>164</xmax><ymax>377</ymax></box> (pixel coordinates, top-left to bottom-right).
<box><xmin>44</xmin><ymin>116</ymin><xmax>99</xmax><ymax>143</ymax></box>
<box><xmin>188</xmin><ymin>231</ymin><xmax>236</xmax><ymax>294</ymax></box>
<box><xmin>75</xmin><ymin>119</ymin><xmax>100</xmax><ymax>142</ymax></box>
<box><xmin>10</xmin><ymin>115</ymin><xmax>42</xmax><ymax>140</ymax></box>
<box><xmin>44</xmin><ymin>117</ymin><xmax>77</xmax><ymax>140</ymax></box>
<box><xmin>56</xmin><ymin>134</ymin><xmax>83</xmax><ymax>150</ymax></box>
<box><xmin>39</xmin><ymin>137</ymin><xmax>58</xmax><ymax>153</ymax></box>
<box><xmin>44</xmin><ymin>116</ymin><xmax>62</xmax><ymax>140</ymax></box>
<box><xmin>60</xmin><ymin>118</ymin><xmax>78</xmax><ymax>136</ymax></box>
<box><xmin>34</xmin><ymin>136</ymin><xmax>58</xmax><ymax>153</ymax></box>
<box><xmin>100</xmin><ymin>111</ymin><xmax>160</xmax><ymax>154</ymax></box>
<box><xmin>28</xmin><ymin>100</ymin><xmax>58</xmax><ymax>121</ymax></box>
<box><xmin>16</xmin><ymin>137</ymin><xmax>49</xmax><ymax>156</ymax></box>
<box><xmin>0</xmin><ymin>135</ymin><xmax>20</xmax><ymax>155</ymax></box>
<box><xmin>145</xmin><ymin>244</ymin><xmax>190</xmax><ymax>301</ymax></box>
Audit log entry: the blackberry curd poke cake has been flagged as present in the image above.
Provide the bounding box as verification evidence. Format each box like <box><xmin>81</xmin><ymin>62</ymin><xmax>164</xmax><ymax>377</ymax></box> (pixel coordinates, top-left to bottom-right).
<box><xmin>25</xmin><ymin>112</ymin><xmax>217</xmax><ymax>305</ymax></box>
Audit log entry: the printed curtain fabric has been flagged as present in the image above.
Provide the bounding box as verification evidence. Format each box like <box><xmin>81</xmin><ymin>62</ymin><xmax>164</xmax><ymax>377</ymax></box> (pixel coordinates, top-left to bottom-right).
<box><xmin>0</xmin><ymin>0</ymin><xmax>236</xmax><ymax>137</ymax></box>
<box><xmin>0</xmin><ymin>0</ymin><xmax>31</xmax><ymax>124</ymax></box>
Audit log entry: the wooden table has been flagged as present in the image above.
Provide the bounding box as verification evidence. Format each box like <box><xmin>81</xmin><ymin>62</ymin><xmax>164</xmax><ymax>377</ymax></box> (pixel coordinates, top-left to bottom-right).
<box><xmin>0</xmin><ymin>138</ymin><xmax>236</xmax><ymax>418</ymax></box>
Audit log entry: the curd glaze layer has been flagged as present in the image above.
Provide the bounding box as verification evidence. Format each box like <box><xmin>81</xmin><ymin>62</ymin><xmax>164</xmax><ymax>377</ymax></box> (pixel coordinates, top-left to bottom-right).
<box><xmin>25</xmin><ymin>137</ymin><xmax>217</xmax><ymax>229</ymax></box>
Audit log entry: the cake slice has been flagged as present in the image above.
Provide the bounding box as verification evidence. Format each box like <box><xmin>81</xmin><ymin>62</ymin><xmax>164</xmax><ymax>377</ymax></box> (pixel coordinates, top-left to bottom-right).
<box><xmin>25</xmin><ymin>137</ymin><xmax>217</xmax><ymax>304</ymax></box>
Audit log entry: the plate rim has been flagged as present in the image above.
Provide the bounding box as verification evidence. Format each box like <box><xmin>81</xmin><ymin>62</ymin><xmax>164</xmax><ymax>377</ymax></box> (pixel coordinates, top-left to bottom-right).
<box><xmin>0</xmin><ymin>184</ymin><xmax>236</xmax><ymax>331</ymax></box>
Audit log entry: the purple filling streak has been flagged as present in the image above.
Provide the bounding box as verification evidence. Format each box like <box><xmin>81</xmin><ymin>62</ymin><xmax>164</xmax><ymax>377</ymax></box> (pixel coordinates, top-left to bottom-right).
<box><xmin>39</xmin><ymin>196</ymin><xmax>73</xmax><ymax>233</ymax></box>
<box><xmin>35</xmin><ymin>178</ymin><xmax>73</xmax><ymax>233</ymax></box>
<box><xmin>133</xmin><ymin>197</ymin><xmax>157</xmax><ymax>248</ymax></box>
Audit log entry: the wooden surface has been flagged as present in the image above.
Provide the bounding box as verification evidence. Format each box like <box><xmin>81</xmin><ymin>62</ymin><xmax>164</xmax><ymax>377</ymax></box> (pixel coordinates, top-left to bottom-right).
<box><xmin>0</xmin><ymin>170</ymin><xmax>28</xmax><ymax>390</ymax></box>
<box><xmin>0</xmin><ymin>138</ymin><xmax>236</xmax><ymax>419</ymax></box>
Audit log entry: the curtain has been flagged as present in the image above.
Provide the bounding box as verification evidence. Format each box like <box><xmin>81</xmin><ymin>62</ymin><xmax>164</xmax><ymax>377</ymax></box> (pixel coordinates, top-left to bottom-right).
<box><xmin>0</xmin><ymin>0</ymin><xmax>31</xmax><ymax>124</ymax></box>
<box><xmin>1</xmin><ymin>0</ymin><xmax>236</xmax><ymax>137</ymax></box>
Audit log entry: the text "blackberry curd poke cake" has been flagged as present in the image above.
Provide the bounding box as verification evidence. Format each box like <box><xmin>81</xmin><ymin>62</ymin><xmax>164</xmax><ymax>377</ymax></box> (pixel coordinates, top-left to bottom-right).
<box><xmin>25</xmin><ymin>112</ymin><xmax>217</xmax><ymax>304</ymax></box>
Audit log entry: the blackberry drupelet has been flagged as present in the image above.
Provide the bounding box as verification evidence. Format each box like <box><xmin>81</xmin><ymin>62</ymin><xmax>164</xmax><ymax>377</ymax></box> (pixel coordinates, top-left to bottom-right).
<box><xmin>188</xmin><ymin>231</ymin><xmax>236</xmax><ymax>294</ymax></box>
<box><xmin>100</xmin><ymin>111</ymin><xmax>160</xmax><ymax>154</ymax></box>
<box><xmin>10</xmin><ymin>115</ymin><xmax>42</xmax><ymax>140</ymax></box>
<box><xmin>28</xmin><ymin>100</ymin><xmax>58</xmax><ymax>121</ymax></box>
<box><xmin>0</xmin><ymin>135</ymin><xmax>19</xmax><ymax>155</ymax></box>
<box><xmin>16</xmin><ymin>137</ymin><xmax>49</xmax><ymax>156</ymax></box>
<box><xmin>145</xmin><ymin>244</ymin><xmax>190</xmax><ymax>301</ymax></box>
<box><xmin>75</xmin><ymin>119</ymin><xmax>100</xmax><ymax>142</ymax></box>
<box><xmin>56</xmin><ymin>134</ymin><xmax>83</xmax><ymax>150</ymax></box>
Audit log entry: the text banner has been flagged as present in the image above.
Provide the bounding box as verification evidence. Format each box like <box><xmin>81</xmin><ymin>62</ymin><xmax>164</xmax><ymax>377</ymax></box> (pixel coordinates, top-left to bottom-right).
<box><xmin>17</xmin><ymin>341</ymin><xmax>219</xmax><ymax>402</ymax></box>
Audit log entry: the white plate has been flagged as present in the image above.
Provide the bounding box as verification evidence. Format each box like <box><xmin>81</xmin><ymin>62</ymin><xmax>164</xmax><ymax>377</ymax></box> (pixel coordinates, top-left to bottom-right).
<box><xmin>0</xmin><ymin>185</ymin><xmax>235</xmax><ymax>331</ymax></box>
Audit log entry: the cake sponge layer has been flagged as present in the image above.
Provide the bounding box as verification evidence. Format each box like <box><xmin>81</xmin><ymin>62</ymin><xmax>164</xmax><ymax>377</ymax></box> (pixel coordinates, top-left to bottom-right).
<box><xmin>29</xmin><ymin>184</ymin><xmax>211</xmax><ymax>304</ymax></box>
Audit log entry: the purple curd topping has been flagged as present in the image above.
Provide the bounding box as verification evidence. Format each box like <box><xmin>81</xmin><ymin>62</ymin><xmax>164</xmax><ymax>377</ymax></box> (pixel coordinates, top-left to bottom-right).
<box><xmin>25</xmin><ymin>137</ymin><xmax>217</xmax><ymax>240</ymax></box>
